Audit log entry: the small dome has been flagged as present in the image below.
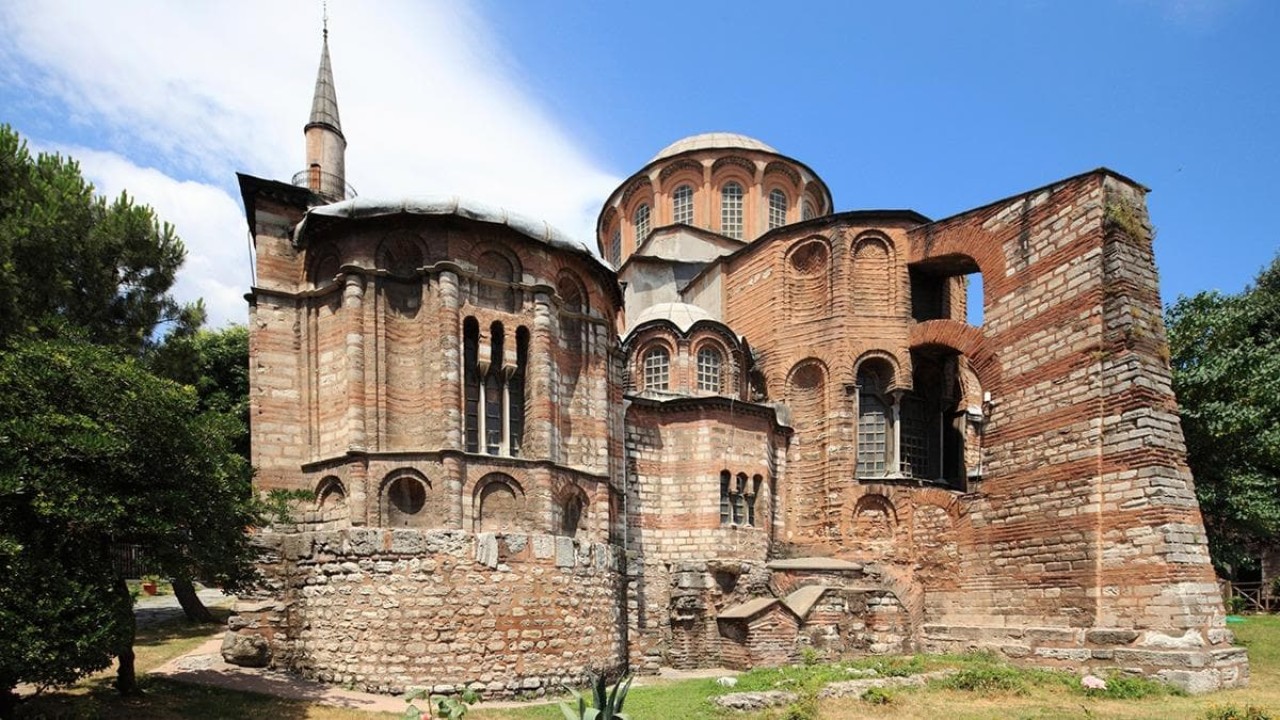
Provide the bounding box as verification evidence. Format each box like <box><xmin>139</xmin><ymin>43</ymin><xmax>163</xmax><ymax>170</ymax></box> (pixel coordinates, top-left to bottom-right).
<box><xmin>626</xmin><ymin>302</ymin><xmax>715</xmax><ymax>334</ymax></box>
<box><xmin>650</xmin><ymin>133</ymin><xmax>778</xmax><ymax>163</ymax></box>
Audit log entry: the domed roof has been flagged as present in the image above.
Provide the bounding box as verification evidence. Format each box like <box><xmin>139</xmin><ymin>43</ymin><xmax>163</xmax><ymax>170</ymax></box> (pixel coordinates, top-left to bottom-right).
<box><xmin>626</xmin><ymin>302</ymin><xmax>716</xmax><ymax>335</ymax></box>
<box><xmin>650</xmin><ymin>133</ymin><xmax>778</xmax><ymax>163</ymax></box>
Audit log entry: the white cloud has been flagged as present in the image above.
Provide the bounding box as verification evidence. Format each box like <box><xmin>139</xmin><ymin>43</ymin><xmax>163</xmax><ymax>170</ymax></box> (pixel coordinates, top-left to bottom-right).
<box><xmin>0</xmin><ymin>0</ymin><xmax>619</xmax><ymax>327</ymax></box>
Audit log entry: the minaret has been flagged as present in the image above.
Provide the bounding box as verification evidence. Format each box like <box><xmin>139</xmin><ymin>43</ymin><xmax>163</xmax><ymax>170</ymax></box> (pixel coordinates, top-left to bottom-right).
<box><xmin>303</xmin><ymin>20</ymin><xmax>347</xmax><ymax>201</ymax></box>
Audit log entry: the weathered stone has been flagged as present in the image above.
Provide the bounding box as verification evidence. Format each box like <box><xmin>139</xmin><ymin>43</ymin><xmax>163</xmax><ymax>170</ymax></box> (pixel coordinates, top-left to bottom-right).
<box><xmin>474</xmin><ymin>533</ymin><xmax>499</xmax><ymax>569</ymax></box>
<box><xmin>221</xmin><ymin>632</ymin><xmax>270</xmax><ymax>668</ymax></box>
<box><xmin>1087</xmin><ymin>629</ymin><xmax>1140</xmax><ymax>645</ymax></box>
<box><xmin>554</xmin><ymin>537</ymin><xmax>575</xmax><ymax>568</ymax></box>
<box><xmin>713</xmin><ymin>690</ymin><xmax>797</xmax><ymax>711</ymax></box>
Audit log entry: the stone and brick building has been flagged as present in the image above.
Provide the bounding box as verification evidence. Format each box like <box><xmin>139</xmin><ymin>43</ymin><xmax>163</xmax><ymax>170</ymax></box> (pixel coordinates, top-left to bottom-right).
<box><xmin>224</xmin><ymin>33</ymin><xmax>1247</xmax><ymax>695</ymax></box>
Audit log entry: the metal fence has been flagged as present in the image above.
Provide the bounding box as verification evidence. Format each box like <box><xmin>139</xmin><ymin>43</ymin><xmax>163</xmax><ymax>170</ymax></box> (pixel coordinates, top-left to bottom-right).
<box><xmin>110</xmin><ymin>543</ymin><xmax>150</xmax><ymax>579</ymax></box>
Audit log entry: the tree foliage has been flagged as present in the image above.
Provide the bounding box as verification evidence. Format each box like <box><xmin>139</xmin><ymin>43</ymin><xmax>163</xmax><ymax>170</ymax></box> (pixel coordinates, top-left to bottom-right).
<box><xmin>1167</xmin><ymin>255</ymin><xmax>1280</xmax><ymax>575</ymax></box>
<box><xmin>0</xmin><ymin>124</ymin><xmax>199</xmax><ymax>351</ymax></box>
<box><xmin>0</xmin><ymin>125</ymin><xmax>257</xmax><ymax>713</ymax></box>
<box><xmin>0</xmin><ymin>340</ymin><xmax>258</xmax><ymax>706</ymax></box>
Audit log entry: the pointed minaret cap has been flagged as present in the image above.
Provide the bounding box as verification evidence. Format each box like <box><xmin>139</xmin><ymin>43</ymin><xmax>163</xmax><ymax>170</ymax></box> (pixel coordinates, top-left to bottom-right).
<box><xmin>307</xmin><ymin>30</ymin><xmax>343</xmax><ymax>138</ymax></box>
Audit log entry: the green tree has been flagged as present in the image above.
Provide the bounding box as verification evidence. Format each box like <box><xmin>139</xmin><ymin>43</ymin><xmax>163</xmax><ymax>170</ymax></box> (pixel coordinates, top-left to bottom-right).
<box><xmin>0</xmin><ymin>339</ymin><xmax>258</xmax><ymax>714</ymax></box>
<box><xmin>0</xmin><ymin>123</ymin><xmax>199</xmax><ymax>350</ymax></box>
<box><xmin>1167</xmin><ymin>255</ymin><xmax>1280</xmax><ymax>576</ymax></box>
<box><xmin>147</xmin><ymin>324</ymin><xmax>251</xmax><ymax>621</ymax></box>
<box><xmin>0</xmin><ymin>125</ymin><xmax>259</xmax><ymax>716</ymax></box>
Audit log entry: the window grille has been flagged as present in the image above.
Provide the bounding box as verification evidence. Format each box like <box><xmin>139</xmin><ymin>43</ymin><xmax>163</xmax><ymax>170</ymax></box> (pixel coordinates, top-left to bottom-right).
<box><xmin>643</xmin><ymin>347</ymin><xmax>669</xmax><ymax>391</ymax></box>
<box><xmin>696</xmin><ymin>346</ymin><xmax>723</xmax><ymax>392</ymax></box>
<box><xmin>633</xmin><ymin>203</ymin><xmax>651</xmax><ymax>246</ymax></box>
<box><xmin>721</xmin><ymin>182</ymin><xmax>743</xmax><ymax>239</ymax></box>
<box><xmin>768</xmin><ymin>188</ymin><xmax>788</xmax><ymax>229</ymax></box>
<box><xmin>673</xmin><ymin>184</ymin><xmax>694</xmax><ymax>225</ymax></box>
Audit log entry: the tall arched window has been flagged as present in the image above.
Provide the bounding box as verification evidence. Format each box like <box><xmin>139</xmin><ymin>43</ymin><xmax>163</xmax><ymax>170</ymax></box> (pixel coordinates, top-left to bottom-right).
<box><xmin>633</xmin><ymin>203</ymin><xmax>651</xmax><ymax>247</ymax></box>
<box><xmin>609</xmin><ymin>227</ymin><xmax>622</xmax><ymax>265</ymax></box>
<box><xmin>696</xmin><ymin>346</ymin><xmax>723</xmax><ymax>393</ymax></box>
<box><xmin>462</xmin><ymin>318</ymin><xmax>527</xmax><ymax>457</ymax></box>
<box><xmin>721</xmin><ymin>182</ymin><xmax>744</xmax><ymax>239</ymax></box>
<box><xmin>802</xmin><ymin>199</ymin><xmax>817</xmax><ymax>221</ymax></box>
<box><xmin>768</xmin><ymin>189</ymin><xmax>788</xmax><ymax>230</ymax></box>
<box><xmin>643</xmin><ymin>346</ymin><xmax>669</xmax><ymax>391</ymax></box>
<box><xmin>857</xmin><ymin>361</ymin><xmax>893</xmax><ymax>477</ymax></box>
<box><xmin>672</xmin><ymin>184</ymin><xmax>694</xmax><ymax>225</ymax></box>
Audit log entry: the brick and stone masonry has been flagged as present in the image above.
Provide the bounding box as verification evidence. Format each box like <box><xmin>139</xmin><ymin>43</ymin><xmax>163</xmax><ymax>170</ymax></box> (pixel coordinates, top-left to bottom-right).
<box><xmin>231</xmin><ymin>49</ymin><xmax>1245</xmax><ymax>694</ymax></box>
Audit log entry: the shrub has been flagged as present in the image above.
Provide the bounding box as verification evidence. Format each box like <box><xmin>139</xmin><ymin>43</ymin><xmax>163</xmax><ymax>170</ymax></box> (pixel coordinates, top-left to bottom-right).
<box><xmin>862</xmin><ymin>686</ymin><xmax>894</xmax><ymax>705</ymax></box>
<box><xmin>936</xmin><ymin>666</ymin><xmax>1027</xmax><ymax>695</ymax></box>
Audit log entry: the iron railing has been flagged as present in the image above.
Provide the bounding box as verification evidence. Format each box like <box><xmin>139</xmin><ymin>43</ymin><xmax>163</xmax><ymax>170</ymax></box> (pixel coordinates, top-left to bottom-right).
<box><xmin>291</xmin><ymin>169</ymin><xmax>357</xmax><ymax>203</ymax></box>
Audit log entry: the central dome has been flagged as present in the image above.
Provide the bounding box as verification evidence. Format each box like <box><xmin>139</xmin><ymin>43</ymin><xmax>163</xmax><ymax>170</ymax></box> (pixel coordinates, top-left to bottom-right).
<box><xmin>650</xmin><ymin>132</ymin><xmax>777</xmax><ymax>163</ymax></box>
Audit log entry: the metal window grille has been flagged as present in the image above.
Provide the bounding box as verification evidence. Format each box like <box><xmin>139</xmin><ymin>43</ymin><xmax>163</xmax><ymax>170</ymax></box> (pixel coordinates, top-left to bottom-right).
<box><xmin>673</xmin><ymin>185</ymin><xmax>694</xmax><ymax>225</ymax></box>
<box><xmin>643</xmin><ymin>347</ymin><xmax>669</xmax><ymax>391</ymax></box>
<box><xmin>768</xmin><ymin>189</ymin><xmax>788</xmax><ymax>229</ymax></box>
<box><xmin>633</xmin><ymin>203</ymin><xmax>650</xmax><ymax>247</ymax></box>
<box><xmin>721</xmin><ymin>182</ymin><xmax>743</xmax><ymax>239</ymax></box>
<box><xmin>696</xmin><ymin>347</ymin><xmax>722</xmax><ymax>392</ymax></box>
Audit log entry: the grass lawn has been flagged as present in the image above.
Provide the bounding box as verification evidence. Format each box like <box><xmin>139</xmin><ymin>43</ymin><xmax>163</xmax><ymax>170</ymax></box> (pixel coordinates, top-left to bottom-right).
<box><xmin>15</xmin><ymin>615</ymin><xmax>1280</xmax><ymax>719</ymax></box>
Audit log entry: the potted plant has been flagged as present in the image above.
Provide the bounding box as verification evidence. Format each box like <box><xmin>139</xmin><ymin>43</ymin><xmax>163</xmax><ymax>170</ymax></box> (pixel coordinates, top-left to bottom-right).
<box><xmin>140</xmin><ymin>574</ymin><xmax>160</xmax><ymax>596</ymax></box>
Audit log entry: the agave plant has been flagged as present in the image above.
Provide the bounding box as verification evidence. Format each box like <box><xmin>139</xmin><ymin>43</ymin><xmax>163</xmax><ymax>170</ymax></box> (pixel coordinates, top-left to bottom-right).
<box><xmin>558</xmin><ymin>673</ymin><xmax>632</xmax><ymax>720</ymax></box>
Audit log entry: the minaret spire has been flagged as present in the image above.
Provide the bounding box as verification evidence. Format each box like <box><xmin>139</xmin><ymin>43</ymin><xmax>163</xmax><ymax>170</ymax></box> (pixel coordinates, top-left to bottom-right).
<box><xmin>302</xmin><ymin>6</ymin><xmax>348</xmax><ymax>202</ymax></box>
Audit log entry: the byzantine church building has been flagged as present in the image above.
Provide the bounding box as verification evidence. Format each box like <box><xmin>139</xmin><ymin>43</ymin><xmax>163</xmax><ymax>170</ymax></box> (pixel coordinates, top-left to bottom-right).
<box><xmin>224</xmin><ymin>31</ymin><xmax>1247</xmax><ymax>694</ymax></box>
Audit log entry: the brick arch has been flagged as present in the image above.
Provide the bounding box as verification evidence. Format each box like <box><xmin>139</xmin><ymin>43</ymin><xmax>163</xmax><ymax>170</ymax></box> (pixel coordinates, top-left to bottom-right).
<box><xmin>630</xmin><ymin>331</ymin><xmax>678</xmax><ymax>392</ymax></box>
<box><xmin>763</xmin><ymin>160</ymin><xmax>801</xmax><ymax>190</ymax></box>
<box><xmin>908</xmin><ymin>319</ymin><xmax>1002</xmax><ymax>394</ymax></box>
<box><xmin>550</xmin><ymin>479</ymin><xmax>591</xmax><ymax>538</ymax></box>
<box><xmin>851</xmin><ymin>349</ymin><xmax>907</xmax><ymax>391</ymax></box>
<box><xmin>785</xmin><ymin>236</ymin><xmax>832</xmax><ymax>321</ymax></box>
<box><xmin>852</xmin><ymin>493</ymin><xmax>898</xmax><ymax>541</ymax></box>
<box><xmin>307</xmin><ymin>244</ymin><xmax>341</xmax><ymax>289</ymax></box>
<box><xmin>850</xmin><ymin>232</ymin><xmax>895</xmax><ymax>316</ymax></box>
<box><xmin>658</xmin><ymin>158</ymin><xmax>703</xmax><ymax>185</ymax></box>
<box><xmin>908</xmin><ymin>226</ymin><xmax>1007</xmax><ymax>287</ymax></box>
<box><xmin>620</xmin><ymin>175</ymin><xmax>654</xmax><ymax>210</ymax></box>
<box><xmin>472</xmin><ymin>473</ymin><xmax>528</xmax><ymax>533</ymax></box>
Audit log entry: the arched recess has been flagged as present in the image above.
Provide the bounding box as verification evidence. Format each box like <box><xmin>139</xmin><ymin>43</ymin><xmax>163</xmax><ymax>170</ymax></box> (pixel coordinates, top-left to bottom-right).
<box><xmin>851</xmin><ymin>233</ymin><xmax>894</xmax><ymax>316</ymax></box>
<box><xmin>785</xmin><ymin>238</ymin><xmax>832</xmax><ymax>322</ymax></box>
<box><xmin>475</xmin><ymin>248</ymin><xmax>520</xmax><ymax>312</ymax></box>
<box><xmin>308</xmin><ymin>246</ymin><xmax>341</xmax><ymax>289</ymax></box>
<box><xmin>852</xmin><ymin>493</ymin><xmax>897</xmax><ymax>542</ymax></box>
<box><xmin>553</xmin><ymin>483</ymin><xmax>590</xmax><ymax>538</ymax></box>
<box><xmin>315</xmin><ymin>475</ymin><xmax>349</xmax><ymax>522</ymax></box>
<box><xmin>380</xmin><ymin>469</ymin><xmax>432</xmax><ymax>528</ymax></box>
<box><xmin>475</xmin><ymin>473</ymin><xmax>528</xmax><ymax>532</ymax></box>
<box><xmin>786</xmin><ymin>359</ymin><xmax>830</xmax><ymax>536</ymax></box>
<box><xmin>376</xmin><ymin>235</ymin><xmax>424</xmax><ymax>278</ymax></box>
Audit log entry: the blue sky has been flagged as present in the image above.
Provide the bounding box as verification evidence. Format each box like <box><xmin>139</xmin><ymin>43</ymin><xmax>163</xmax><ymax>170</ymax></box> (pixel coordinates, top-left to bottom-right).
<box><xmin>1</xmin><ymin>0</ymin><xmax>1276</xmax><ymax>326</ymax></box>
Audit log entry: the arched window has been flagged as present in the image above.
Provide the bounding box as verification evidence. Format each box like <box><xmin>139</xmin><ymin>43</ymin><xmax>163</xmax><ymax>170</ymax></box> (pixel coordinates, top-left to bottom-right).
<box><xmin>720</xmin><ymin>471</ymin><xmax>764</xmax><ymax>527</ymax></box>
<box><xmin>856</xmin><ymin>362</ymin><xmax>893</xmax><ymax>477</ymax></box>
<box><xmin>462</xmin><ymin>318</ymin><xmax>527</xmax><ymax>457</ymax></box>
<box><xmin>768</xmin><ymin>189</ymin><xmax>788</xmax><ymax>230</ymax></box>
<box><xmin>802</xmin><ymin>199</ymin><xmax>817</xmax><ymax>221</ymax></box>
<box><xmin>633</xmin><ymin>203</ymin><xmax>651</xmax><ymax>247</ymax></box>
<box><xmin>642</xmin><ymin>346</ymin><xmax>669</xmax><ymax>391</ymax></box>
<box><xmin>672</xmin><ymin>184</ymin><xmax>694</xmax><ymax>225</ymax></box>
<box><xmin>609</xmin><ymin>226</ymin><xmax>622</xmax><ymax>266</ymax></box>
<box><xmin>696</xmin><ymin>346</ymin><xmax>723</xmax><ymax>393</ymax></box>
<box><xmin>720</xmin><ymin>182</ymin><xmax>743</xmax><ymax>239</ymax></box>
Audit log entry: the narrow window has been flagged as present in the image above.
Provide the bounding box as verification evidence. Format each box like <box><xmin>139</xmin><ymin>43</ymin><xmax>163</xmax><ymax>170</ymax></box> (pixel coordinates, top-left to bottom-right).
<box><xmin>857</xmin><ymin>364</ymin><xmax>891</xmax><ymax>477</ymax></box>
<box><xmin>633</xmin><ymin>203</ymin><xmax>651</xmax><ymax>247</ymax></box>
<box><xmin>732</xmin><ymin>473</ymin><xmax>748</xmax><ymax>525</ymax></box>
<box><xmin>509</xmin><ymin>327</ymin><xmax>528</xmax><ymax>456</ymax></box>
<box><xmin>484</xmin><ymin>323</ymin><xmax>505</xmax><ymax>455</ymax></box>
<box><xmin>610</xmin><ymin>227</ymin><xmax>622</xmax><ymax>265</ymax></box>
<box><xmin>672</xmin><ymin>184</ymin><xmax>694</xmax><ymax>225</ymax></box>
<box><xmin>720</xmin><ymin>471</ymin><xmax>732</xmax><ymax>525</ymax></box>
<box><xmin>900</xmin><ymin>394</ymin><xmax>930</xmax><ymax>479</ymax></box>
<box><xmin>802</xmin><ymin>199</ymin><xmax>816</xmax><ymax>221</ymax></box>
<box><xmin>748</xmin><ymin>475</ymin><xmax>763</xmax><ymax>527</ymax></box>
<box><xmin>463</xmin><ymin>318</ymin><xmax>480</xmax><ymax>453</ymax></box>
<box><xmin>721</xmin><ymin>182</ymin><xmax>743</xmax><ymax>239</ymax></box>
<box><xmin>561</xmin><ymin>494</ymin><xmax>583</xmax><ymax>537</ymax></box>
<box><xmin>643</xmin><ymin>347</ymin><xmax>669</xmax><ymax>391</ymax></box>
<box><xmin>696</xmin><ymin>346</ymin><xmax>723</xmax><ymax>393</ymax></box>
<box><xmin>768</xmin><ymin>188</ymin><xmax>788</xmax><ymax>229</ymax></box>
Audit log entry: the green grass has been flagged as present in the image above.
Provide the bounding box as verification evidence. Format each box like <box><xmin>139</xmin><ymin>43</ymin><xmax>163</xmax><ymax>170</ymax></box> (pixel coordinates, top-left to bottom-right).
<box><xmin>18</xmin><ymin>614</ymin><xmax>1280</xmax><ymax>719</ymax></box>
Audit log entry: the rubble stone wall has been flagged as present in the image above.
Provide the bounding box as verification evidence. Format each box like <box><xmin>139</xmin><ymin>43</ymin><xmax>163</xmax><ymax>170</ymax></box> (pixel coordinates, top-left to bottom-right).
<box><xmin>229</xmin><ymin>528</ymin><xmax>625</xmax><ymax>698</ymax></box>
